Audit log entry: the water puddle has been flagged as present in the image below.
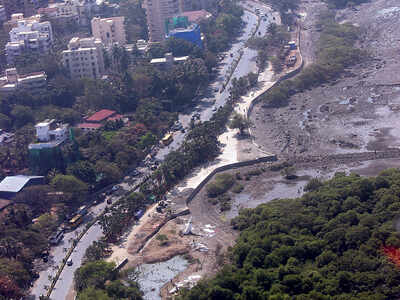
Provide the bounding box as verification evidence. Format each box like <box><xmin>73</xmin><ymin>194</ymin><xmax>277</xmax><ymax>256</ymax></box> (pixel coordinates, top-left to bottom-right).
<box><xmin>132</xmin><ymin>256</ymin><xmax>189</xmax><ymax>300</ymax></box>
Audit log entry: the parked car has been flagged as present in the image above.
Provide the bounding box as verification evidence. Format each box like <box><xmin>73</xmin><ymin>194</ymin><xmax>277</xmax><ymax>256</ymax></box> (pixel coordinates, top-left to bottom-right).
<box><xmin>107</xmin><ymin>198</ymin><xmax>112</xmax><ymax>205</ymax></box>
<box><xmin>112</xmin><ymin>185</ymin><xmax>120</xmax><ymax>192</ymax></box>
<box><xmin>67</xmin><ymin>259</ymin><xmax>73</xmax><ymax>266</ymax></box>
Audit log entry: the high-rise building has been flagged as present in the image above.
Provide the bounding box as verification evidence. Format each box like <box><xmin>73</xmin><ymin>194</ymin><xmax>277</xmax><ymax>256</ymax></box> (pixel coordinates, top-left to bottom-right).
<box><xmin>62</xmin><ymin>37</ymin><xmax>105</xmax><ymax>79</ymax></box>
<box><xmin>5</xmin><ymin>18</ymin><xmax>53</xmax><ymax>64</ymax></box>
<box><xmin>142</xmin><ymin>0</ymin><xmax>180</xmax><ymax>42</ymax></box>
<box><xmin>91</xmin><ymin>16</ymin><xmax>126</xmax><ymax>48</ymax></box>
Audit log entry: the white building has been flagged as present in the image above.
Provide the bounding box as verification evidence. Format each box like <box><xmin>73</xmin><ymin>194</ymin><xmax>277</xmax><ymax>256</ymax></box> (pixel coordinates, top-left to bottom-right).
<box><xmin>62</xmin><ymin>37</ymin><xmax>105</xmax><ymax>79</ymax></box>
<box><xmin>5</xmin><ymin>18</ymin><xmax>53</xmax><ymax>64</ymax></box>
<box><xmin>0</xmin><ymin>68</ymin><xmax>47</xmax><ymax>95</ymax></box>
<box><xmin>150</xmin><ymin>52</ymin><xmax>188</xmax><ymax>68</ymax></box>
<box><xmin>91</xmin><ymin>16</ymin><xmax>126</xmax><ymax>48</ymax></box>
<box><xmin>136</xmin><ymin>39</ymin><xmax>149</xmax><ymax>54</ymax></box>
<box><xmin>28</xmin><ymin>119</ymin><xmax>69</xmax><ymax>150</ymax></box>
<box><xmin>35</xmin><ymin>119</ymin><xmax>68</xmax><ymax>142</ymax></box>
<box><xmin>38</xmin><ymin>0</ymin><xmax>98</xmax><ymax>26</ymax></box>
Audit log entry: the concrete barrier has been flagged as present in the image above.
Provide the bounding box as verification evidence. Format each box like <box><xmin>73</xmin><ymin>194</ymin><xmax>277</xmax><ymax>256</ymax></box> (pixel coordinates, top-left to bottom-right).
<box><xmin>247</xmin><ymin>25</ymin><xmax>304</xmax><ymax>120</ymax></box>
<box><xmin>185</xmin><ymin>155</ymin><xmax>277</xmax><ymax>205</ymax></box>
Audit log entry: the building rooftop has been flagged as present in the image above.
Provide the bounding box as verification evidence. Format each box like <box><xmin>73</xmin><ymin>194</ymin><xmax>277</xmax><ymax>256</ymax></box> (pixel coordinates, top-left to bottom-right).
<box><xmin>150</xmin><ymin>56</ymin><xmax>189</xmax><ymax>64</ymax></box>
<box><xmin>180</xmin><ymin>10</ymin><xmax>212</xmax><ymax>23</ymax></box>
<box><xmin>86</xmin><ymin>109</ymin><xmax>116</xmax><ymax>122</ymax></box>
<box><xmin>107</xmin><ymin>114</ymin><xmax>122</xmax><ymax>121</ymax></box>
<box><xmin>77</xmin><ymin>123</ymin><xmax>103</xmax><ymax>129</ymax></box>
<box><xmin>0</xmin><ymin>175</ymin><xmax>44</xmax><ymax>193</ymax></box>
<box><xmin>169</xmin><ymin>23</ymin><xmax>199</xmax><ymax>34</ymax></box>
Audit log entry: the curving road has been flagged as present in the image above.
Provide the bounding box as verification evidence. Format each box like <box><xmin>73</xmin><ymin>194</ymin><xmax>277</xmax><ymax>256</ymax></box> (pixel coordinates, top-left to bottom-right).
<box><xmin>28</xmin><ymin>2</ymin><xmax>274</xmax><ymax>299</ymax></box>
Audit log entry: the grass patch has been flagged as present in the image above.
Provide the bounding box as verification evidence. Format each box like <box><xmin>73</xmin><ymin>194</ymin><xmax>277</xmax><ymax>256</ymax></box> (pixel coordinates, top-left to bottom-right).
<box><xmin>232</xmin><ymin>183</ymin><xmax>244</xmax><ymax>193</ymax></box>
<box><xmin>207</xmin><ymin>173</ymin><xmax>236</xmax><ymax>198</ymax></box>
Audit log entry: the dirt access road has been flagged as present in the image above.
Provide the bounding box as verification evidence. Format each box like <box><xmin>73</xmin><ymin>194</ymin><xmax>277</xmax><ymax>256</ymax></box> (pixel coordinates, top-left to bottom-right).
<box><xmin>251</xmin><ymin>0</ymin><xmax>400</xmax><ymax>159</ymax></box>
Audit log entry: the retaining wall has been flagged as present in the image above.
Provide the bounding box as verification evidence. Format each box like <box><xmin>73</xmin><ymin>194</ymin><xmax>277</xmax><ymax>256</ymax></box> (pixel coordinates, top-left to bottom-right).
<box><xmin>247</xmin><ymin>25</ymin><xmax>304</xmax><ymax>120</ymax></box>
<box><xmin>185</xmin><ymin>155</ymin><xmax>277</xmax><ymax>205</ymax></box>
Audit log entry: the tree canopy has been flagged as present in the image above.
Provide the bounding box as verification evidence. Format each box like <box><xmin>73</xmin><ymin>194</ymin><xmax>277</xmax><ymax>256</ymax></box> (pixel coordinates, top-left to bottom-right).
<box><xmin>179</xmin><ymin>169</ymin><xmax>400</xmax><ymax>299</ymax></box>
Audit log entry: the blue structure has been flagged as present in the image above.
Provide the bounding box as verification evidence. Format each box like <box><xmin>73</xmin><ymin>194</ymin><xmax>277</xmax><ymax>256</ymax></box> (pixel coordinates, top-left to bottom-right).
<box><xmin>167</xmin><ymin>23</ymin><xmax>202</xmax><ymax>48</ymax></box>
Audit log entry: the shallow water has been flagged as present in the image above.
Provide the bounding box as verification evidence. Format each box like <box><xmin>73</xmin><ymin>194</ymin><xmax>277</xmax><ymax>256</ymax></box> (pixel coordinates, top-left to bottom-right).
<box><xmin>132</xmin><ymin>256</ymin><xmax>189</xmax><ymax>300</ymax></box>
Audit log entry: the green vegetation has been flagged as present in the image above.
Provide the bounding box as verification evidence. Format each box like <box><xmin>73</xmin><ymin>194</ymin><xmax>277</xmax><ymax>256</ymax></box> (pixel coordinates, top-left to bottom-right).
<box><xmin>83</xmin><ymin>240</ymin><xmax>111</xmax><ymax>263</ymax></box>
<box><xmin>207</xmin><ymin>173</ymin><xmax>236</xmax><ymax>198</ymax></box>
<box><xmin>229</xmin><ymin>72</ymin><xmax>259</xmax><ymax>100</ymax></box>
<box><xmin>179</xmin><ymin>169</ymin><xmax>400</xmax><ymax>299</ymax></box>
<box><xmin>74</xmin><ymin>261</ymin><xmax>143</xmax><ymax>300</ymax></box>
<box><xmin>229</xmin><ymin>113</ymin><xmax>252</xmax><ymax>136</ymax></box>
<box><xmin>201</xmin><ymin>0</ymin><xmax>244</xmax><ymax>53</ymax></box>
<box><xmin>263</xmin><ymin>13</ymin><xmax>364</xmax><ymax>108</ymax></box>
<box><xmin>156</xmin><ymin>234</ymin><xmax>169</xmax><ymax>246</ymax></box>
<box><xmin>248</xmin><ymin>24</ymin><xmax>291</xmax><ymax>71</ymax></box>
<box><xmin>231</xmin><ymin>183</ymin><xmax>244</xmax><ymax>193</ymax></box>
<box><xmin>99</xmin><ymin>192</ymin><xmax>146</xmax><ymax>242</ymax></box>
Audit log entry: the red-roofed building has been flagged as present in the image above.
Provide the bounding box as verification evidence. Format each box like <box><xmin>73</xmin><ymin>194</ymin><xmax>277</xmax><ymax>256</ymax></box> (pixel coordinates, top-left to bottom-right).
<box><xmin>77</xmin><ymin>109</ymin><xmax>124</xmax><ymax>132</ymax></box>
<box><xmin>107</xmin><ymin>114</ymin><xmax>123</xmax><ymax>122</ymax></box>
<box><xmin>86</xmin><ymin>109</ymin><xmax>116</xmax><ymax>122</ymax></box>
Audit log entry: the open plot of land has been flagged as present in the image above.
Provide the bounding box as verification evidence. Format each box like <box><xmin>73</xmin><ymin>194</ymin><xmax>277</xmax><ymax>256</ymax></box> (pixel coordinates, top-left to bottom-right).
<box><xmin>251</xmin><ymin>0</ymin><xmax>400</xmax><ymax>159</ymax></box>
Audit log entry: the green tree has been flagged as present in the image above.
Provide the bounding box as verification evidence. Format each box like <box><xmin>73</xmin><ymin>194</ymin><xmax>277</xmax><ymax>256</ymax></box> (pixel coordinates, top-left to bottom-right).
<box><xmin>51</xmin><ymin>174</ymin><xmax>88</xmax><ymax>204</ymax></box>
<box><xmin>74</xmin><ymin>261</ymin><xmax>116</xmax><ymax>292</ymax></box>
<box><xmin>229</xmin><ymin>113</ymin><xmax>251</xmax><ymax>135</ymax></box>
<box><xmin>11</xmin><ymin>105</ymin><xmax>34</xmax><ymax>128</ymax></box>
<box><xmin>77</xmin><ymin>286</ymin><xmax>111</xmax><ymax>300</ymax></box>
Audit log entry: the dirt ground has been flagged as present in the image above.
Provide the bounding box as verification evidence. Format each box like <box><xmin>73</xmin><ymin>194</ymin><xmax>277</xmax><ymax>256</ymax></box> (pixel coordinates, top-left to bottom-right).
<box><xmin>251</xmin><ymin>0</ymin><xmax>400</xmax><ymax>159</ymax></box>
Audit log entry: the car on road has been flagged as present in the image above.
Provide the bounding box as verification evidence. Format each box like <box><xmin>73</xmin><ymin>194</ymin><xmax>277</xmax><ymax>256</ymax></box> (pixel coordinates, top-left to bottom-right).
<box><xmin>67</xmin><ymin>259</ymin><xmax>73</xmax><ymax>266</ymax></box>
<box><xmin>212</xmin><ymin>107</ymin><xmax>217</xmax><ymax>112</ymax></box>
<box><xmin>112</xmin><ymin>185</ymin><xmax>120</xmax><ymax>192</ymax></box>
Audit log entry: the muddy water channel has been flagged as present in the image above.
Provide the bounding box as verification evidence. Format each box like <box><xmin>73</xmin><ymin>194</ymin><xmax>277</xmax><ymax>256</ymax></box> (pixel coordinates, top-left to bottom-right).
<box><xmin>226</xmin><ymin>162</ymin><xmax>383</xmax><ymax>220</ymax></box>
<box><xmin>131</xmin><ymin>256</ymin><xmax>188</xmax><ymax>300</ymax></box>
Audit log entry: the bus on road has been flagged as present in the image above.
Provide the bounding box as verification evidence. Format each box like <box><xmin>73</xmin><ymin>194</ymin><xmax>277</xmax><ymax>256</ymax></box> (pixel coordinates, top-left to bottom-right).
<box><xmin>161</xmin><ymin>133</ymin><xmax>173</xmax><ymax>146</ymax></box>
<box><xmin>68</xmin><ymin>214</ymin><xmax>83</xmax><ymax>230</ymax></box>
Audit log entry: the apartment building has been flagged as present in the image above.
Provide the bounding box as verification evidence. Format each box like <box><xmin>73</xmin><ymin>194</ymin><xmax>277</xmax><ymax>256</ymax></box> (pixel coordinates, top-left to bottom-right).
<box><xmin>91</xmin><ymin>16</ymin><xmax>126</xmax><ymax>48</ymax></box>
<box><xmin>38</xmin><ymin>0</ymin><xmax>98</xmax><ymax>26</ymax></box>
<box><xmin>0</xmin><ymin>68</ymin><xmax>47</xmax><ymax>95</ymax></box>
<box><xmin>3</xmin><ymin>13</ymin><xmax>43</xmax><ymax>32</ymax></box>
<box><xmin>5</xmin><ymin>18</ymin><xmax>53</xmax><ymax>64</ymax></box>
<box><xmin>62</xmin><ymin>37</ymin><xmax>105</xmax><ymax>79</ymax></box>
<box><xmin>143</xmin><ymin>0</ymin><xmax>180</xmax><ymax>42</ymax></box>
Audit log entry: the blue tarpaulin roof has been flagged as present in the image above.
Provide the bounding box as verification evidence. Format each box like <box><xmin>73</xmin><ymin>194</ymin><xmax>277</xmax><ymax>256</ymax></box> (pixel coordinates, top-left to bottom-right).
<box><xmin>0</xmin><ymin>175</ymin><xmax>44</xmax><ymax>193</ymax></box>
